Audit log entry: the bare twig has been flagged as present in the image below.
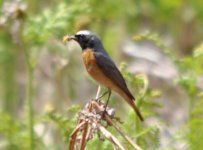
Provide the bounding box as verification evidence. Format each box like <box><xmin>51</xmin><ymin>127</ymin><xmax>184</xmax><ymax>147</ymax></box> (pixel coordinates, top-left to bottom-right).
<box><xmin>69</xmin><ymin>121</ymin><xmax>86</xmax><ymax>150</ymax></box>
<box><xmin>79</xmin><ymin>121</ymin><xmax>88</xmax><ymax>150</ymax></box>
<box><xmin>96</xmin><ymin>86</ymin><xmax>101</xmax><ymax>99</ymax></box>
<box><xmin>68</xmin><ymin>86</ymin><xmax>143</xmax><ymax>150</ymax></box>
<box><xmin>91</xmin><ymin>100</ymin><xmax>142</xmax><ymax>150</ymax></box>
<box><xmin>105</xmin><ymin>115</ymin><xmax>142</xmax><ymax>150</ymax></box>
<box><xmin>97</xmin><ymin>124</ymin><xmax>126</xmax><ymax>150</ymax></box>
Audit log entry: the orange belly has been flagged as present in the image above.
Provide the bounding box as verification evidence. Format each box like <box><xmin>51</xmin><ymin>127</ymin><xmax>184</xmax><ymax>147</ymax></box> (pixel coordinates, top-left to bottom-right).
<box><xmin>82</xmin><ymin>48</ymin><xmax>118</xmax><ymax>92</ymax></box>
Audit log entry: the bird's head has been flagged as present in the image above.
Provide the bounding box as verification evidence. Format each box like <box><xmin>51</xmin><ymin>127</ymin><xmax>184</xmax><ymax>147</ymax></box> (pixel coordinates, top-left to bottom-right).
<box><xmin>63</xmin><ymin>30</ymin><xmax>101</xmax><ymax>50</ymax></box>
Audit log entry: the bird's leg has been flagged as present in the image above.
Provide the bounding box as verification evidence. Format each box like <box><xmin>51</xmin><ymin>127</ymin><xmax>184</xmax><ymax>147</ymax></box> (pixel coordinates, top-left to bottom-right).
<box><xmin>102</xmin><ymin>89</ymin><xmax>111</xmax><ymax>117</ymax></box>
<box><xmin>105</xmin><ymin>89</ymin><xmax>111</xmax><ymax>110</ymax></box>
<box><xmin>95</xmin><ymin>90</ymin><xmax>109</xmax><ymax>102</ymax></box>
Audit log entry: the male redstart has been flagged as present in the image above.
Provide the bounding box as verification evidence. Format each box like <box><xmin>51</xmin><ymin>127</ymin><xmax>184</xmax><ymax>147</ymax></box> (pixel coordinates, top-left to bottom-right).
<box><xmin>63</xmin><ymin>30</ymin><xmax>143</xmax><ymax>121</ymax></box>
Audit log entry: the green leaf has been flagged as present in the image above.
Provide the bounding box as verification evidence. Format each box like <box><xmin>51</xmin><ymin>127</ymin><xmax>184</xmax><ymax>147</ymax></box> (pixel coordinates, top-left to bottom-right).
<box><xmin>194</xmin><ymin>43</ymin><xmax>203</xmax><ymax>57</ymax></box>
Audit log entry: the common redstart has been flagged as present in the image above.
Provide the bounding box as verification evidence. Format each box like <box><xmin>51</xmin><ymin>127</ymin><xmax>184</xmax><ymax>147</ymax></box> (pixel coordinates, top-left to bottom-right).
<box><xmin>63</xmin><ymin>30</ymin><xmax>143</xmax><ymax>121</ymax></box>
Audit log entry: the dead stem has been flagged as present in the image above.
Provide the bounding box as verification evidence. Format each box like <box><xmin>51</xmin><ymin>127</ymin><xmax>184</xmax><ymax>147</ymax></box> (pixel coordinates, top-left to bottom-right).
<box><xmin>79</xmin><ymin>121</ymin><xmax>88</xmax><ymax>150</ymax></box>
<box><xmin>68</xmin><ymin>86</ymin><xmax>143</xmax><ymax>150</ymax></box>
<box><xmin>69</xmin><ymin>121</ymin><xmax>86</xmax><ymax>150</ymax></box>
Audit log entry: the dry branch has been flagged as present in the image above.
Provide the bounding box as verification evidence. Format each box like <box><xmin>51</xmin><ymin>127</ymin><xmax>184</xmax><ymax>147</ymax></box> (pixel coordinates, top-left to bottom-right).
<box><xmin>68</xmin><ymin>86</ymin><xmax>142</xmax><ymax>150</ymax></box>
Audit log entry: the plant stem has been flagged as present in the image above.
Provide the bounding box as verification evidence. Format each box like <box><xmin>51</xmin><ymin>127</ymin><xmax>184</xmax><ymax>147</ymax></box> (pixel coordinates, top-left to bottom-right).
<box><xmin>25</xmin><ymin>50</ymin><xmax>34</xmax><ymax>150</ymax></box>
<box><xmin>96</xmin><ymin>86</ymin><xmax>101</xmax><ymax>99</ymax></box>
<box><xmin>135</xmin><ymin>115</ymin><xmax>141</xmax><ymax>144</ymax></box>
<box><xmin>135</xmin><ymin>96</ymin><xmax>143</xmax><ymax>145</ymax></box>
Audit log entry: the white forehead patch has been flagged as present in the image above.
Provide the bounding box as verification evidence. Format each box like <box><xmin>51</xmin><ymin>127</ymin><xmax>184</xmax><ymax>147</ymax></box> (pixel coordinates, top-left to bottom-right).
<box><xmin>76</xmin><ymin>30</ymin><xmax>91</xmax><ymax>35</ymax></box>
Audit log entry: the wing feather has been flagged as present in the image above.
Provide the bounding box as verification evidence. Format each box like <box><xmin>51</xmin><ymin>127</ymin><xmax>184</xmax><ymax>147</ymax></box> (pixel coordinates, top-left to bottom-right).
<box><xmin>94</xmin><ymin>52</ymin><xmax>134</xmax><ymax>100</ymax></box>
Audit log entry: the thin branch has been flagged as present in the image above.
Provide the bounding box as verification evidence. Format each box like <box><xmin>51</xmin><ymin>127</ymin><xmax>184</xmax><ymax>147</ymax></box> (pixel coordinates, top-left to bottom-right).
<box><xmin>105</xmin><ymin>114</ymin><xmax>142</xmax><ymax>150</ymax></box>
<box><xmin>79</xmin><ymin>121</ymin><xmax>88</xmax><ymax>150</ymax></box>
<box><xmin>69</xmin><ymin>121</ymin><xmax>86</xmax><ymax>150</ymax></box>
<box><xmin>97</xmin><ymin>124</ymin><xmax>126</xmax><ymax>150</ymax></box>
<box><xmin>96</xmin><ymin>86</ymin><xmax>101</xmax><ymax>99</ymax></box>
<box><xmin>68</xmin><ymin>92</ymin><xmax>143</xmax><ymax>150</ymax></box>
<box><xmin>91</xmin><ymin>101</ymin><xmax>142</xmax><ymax>150</ymax></box>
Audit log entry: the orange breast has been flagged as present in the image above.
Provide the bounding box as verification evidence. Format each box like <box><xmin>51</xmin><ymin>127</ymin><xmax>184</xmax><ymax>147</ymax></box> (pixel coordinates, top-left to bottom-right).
<box><xmin>82</xmin><ymin>48</ymin><xmax>133</xmax><ymax>106</ymax></box>
<box><xmin>82</xmin><ymin>48</ymin><xmax>117</xmax><ymax>91</ymax></box>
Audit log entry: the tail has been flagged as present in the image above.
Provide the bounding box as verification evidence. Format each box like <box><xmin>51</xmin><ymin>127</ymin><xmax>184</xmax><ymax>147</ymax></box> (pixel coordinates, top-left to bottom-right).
<box><xmin>120</xmin><ymin>91</ymin><xmax>144</xmax><ymax>121</ymax></box>
<box><xmin>129</xmin><ymin>98</ymin><xmax>144</xmax><ymax>121</ymax></box>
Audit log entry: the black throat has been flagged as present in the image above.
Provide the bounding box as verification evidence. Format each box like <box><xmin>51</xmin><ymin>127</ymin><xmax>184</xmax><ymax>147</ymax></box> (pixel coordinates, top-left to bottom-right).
<box><xmin>79</xmin><ymin>38</ymin><xmax>104</xmax><ymax>52</ymax></box>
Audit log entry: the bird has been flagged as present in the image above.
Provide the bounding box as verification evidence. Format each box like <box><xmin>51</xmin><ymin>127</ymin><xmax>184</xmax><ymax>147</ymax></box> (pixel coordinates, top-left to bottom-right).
<box><xmin>63</xmin><ymin>30</ymin><xmax>143</xmax><ymax>121</ymax></box>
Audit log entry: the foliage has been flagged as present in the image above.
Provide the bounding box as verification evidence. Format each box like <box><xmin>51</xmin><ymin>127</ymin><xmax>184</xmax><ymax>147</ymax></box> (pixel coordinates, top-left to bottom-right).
<box><xmin>0</xmin><ymin>0</ymin><xmax>203</xmax><ymax>150</ymax></box>
<box><xmin>180</xmin><ymin>44</ymin><xmax>203</xmax><ymax>150</ymax></box>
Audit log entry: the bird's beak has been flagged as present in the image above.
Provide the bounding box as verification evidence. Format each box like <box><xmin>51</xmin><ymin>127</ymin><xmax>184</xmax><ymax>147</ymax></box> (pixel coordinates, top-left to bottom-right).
<box><xmin>63</xmin><ymin>35</ymin><xmax>76</xmax><ymax>43</ymax></box>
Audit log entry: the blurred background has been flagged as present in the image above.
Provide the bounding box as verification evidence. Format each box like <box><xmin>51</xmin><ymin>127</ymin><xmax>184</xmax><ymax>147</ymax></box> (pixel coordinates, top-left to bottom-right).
<box><xmin>0</xmin><ymin>0</ymin><xmax>203</xmax><ymax>149</ymax></box>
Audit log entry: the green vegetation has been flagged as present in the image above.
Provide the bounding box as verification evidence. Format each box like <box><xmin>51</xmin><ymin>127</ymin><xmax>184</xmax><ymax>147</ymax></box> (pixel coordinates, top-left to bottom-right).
<box><xmin>0</xmin><ymin>0</ymin><xmax>203</xmax><ymax>149</ymax></box>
